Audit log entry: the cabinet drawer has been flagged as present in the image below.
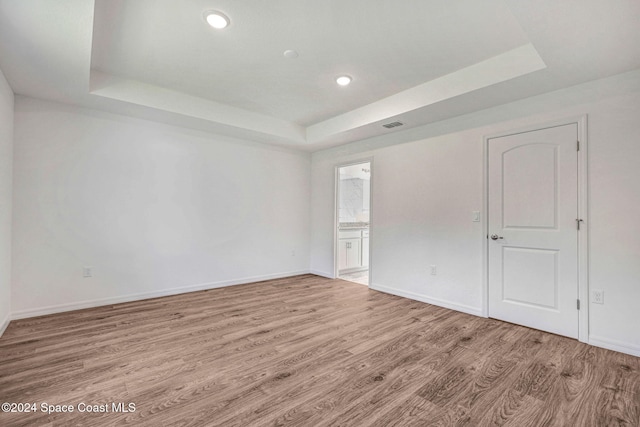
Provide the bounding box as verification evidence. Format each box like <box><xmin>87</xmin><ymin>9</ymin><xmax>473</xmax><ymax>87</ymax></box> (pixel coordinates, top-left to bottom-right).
<box><xmin>339</xmin><ymin>230</ymin><xmax>361</xmax><ymax>239</ymax></box>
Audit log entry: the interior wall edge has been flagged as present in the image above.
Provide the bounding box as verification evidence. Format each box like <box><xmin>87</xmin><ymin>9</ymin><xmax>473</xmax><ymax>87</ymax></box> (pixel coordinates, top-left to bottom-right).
<box><xmin>309</xmin><ymin>270</ymin><xmax>335</xmax><ymax>279</ymax></box>
<box><xmin>0</xmin><ymin>311</ymin><xmax>9</xmax><ymax>338</ymax></box>
<box><xmin>0</xmin><ymin>64</ymin><xmax>14</xmax><ymax>341</ymax></box>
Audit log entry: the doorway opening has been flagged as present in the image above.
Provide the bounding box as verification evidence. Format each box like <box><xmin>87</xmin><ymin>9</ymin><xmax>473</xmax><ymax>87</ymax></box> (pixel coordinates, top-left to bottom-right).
<box><xmin>336</xmin><ymin>161</ymin><xmax>371</xmax><ymax>286</ymax></box>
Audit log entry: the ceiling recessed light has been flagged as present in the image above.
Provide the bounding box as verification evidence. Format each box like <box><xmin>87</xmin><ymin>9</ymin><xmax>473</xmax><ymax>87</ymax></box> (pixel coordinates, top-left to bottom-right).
<box><xmin>283</xmin><ymin>50</ymin><xmax>299</xmax><ymax>59</ymax></box>
<box><xmin>204</xmin><ymin>11</ymin><xmax>230</xmax><ymax>29</ymax></box>
<box><xmin>336</xmin><ymin>75</ymin><xmax>352</xmax><ymax>86</ymax></box>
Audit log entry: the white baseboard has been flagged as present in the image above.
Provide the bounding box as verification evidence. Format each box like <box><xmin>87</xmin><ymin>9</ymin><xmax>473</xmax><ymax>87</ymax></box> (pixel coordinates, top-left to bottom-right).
<box><xmin>309</xmin><ymin>269</ymin><xmax>335</xmax><ymax>279</ymax></box>
<box><xmin>589</xmin><ymin>335</ymin><xmax>640</xmax><ymax>357</ymax></box>
<box><xmin>7</xmin><ymin>273</ymin><xmax>640</xmax><ymax>359</ymax></box>
<box><xmin>11</xmin><ymin>270</ymin><xmax>310</xmax><ymax>320</ymax></box>
<box><xmin>370</xmin><ymin>283</ymin><xmax>484</xmax><ymax>317</ymax></box>
<box><xmin>370</xmin><ymin>283</ymin><xmax>639</xmax><ymax>358</ymax></box>
<box><xmin>0</xmin><ymin>311</ymin><xmax>10</xmax><ymax>338</ymax></box>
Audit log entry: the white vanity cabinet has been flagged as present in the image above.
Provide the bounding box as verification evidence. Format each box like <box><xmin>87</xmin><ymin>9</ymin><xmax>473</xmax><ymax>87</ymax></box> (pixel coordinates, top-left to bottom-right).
<box><xmin>338</xmin><ymin>238</ymin><xmax>361</xmax><ymax>271</ymax></box>
<box><xmin>338</xmin><ymin>228</ymin><xmax>369</xmax><ymax>273</ymax></box>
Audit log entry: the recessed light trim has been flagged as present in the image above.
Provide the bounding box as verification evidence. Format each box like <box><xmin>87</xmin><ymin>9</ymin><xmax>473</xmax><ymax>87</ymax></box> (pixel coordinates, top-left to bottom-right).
<box><xmin>204</xmin><ymin>11</ymin><xmax>230</xmax><ymax>29</ymax></box>
<box><xmin>336</xmin><ymin>75</ymin><xmax>352</xmax><ymax>86</ymax></box>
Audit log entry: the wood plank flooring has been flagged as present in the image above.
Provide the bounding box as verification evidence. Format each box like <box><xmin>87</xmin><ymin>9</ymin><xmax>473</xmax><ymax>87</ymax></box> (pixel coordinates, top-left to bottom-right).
<box><xmin>0</xmin><ymin>274</ymin><xmax>638</xmax><ymax>426</ymax></box>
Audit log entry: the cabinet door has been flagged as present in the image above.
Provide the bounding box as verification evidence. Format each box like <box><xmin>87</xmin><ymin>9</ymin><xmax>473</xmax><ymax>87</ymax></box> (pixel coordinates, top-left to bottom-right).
<box><xmin>362</xmin><ymin>237</ymin><xmax>369</xmax><ymax>267</ymax></box>
<box><xmin>345</xmin><ymin>238</ymin><xmax>361</xmax><ymax>269</ymax></box>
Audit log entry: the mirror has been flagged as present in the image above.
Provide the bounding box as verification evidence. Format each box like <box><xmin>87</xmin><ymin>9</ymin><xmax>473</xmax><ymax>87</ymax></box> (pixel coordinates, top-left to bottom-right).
<box><xmin>339</xmin><ymin>163</ymin><xmax>370</xmax><ymax>224</ymax></box>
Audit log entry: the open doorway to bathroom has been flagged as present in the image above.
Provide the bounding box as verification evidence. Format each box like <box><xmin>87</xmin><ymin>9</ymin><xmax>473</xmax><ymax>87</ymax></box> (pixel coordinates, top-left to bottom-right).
<box><xmin>336</xmin><ymin>161</ymin><xmax>371</xmax><ymax>286</ymax></box>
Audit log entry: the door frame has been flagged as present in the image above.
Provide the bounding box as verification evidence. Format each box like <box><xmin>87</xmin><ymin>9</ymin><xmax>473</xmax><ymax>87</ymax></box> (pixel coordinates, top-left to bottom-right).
<box><xmin>334</xmin><ymin>158</ymin><xmax>374</xmax><ymax>285</ymax></box>
<box><xmin>482</xmin><ymin>115</ymin><xmax>589</xmax><ymax>343</ymax></box>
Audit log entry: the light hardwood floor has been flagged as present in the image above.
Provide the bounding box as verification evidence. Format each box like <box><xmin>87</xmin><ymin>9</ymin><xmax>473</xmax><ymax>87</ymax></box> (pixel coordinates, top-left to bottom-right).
<box><xmin>0</xmin><ymin>274</ymin><xmax>638</xmax><ymax>426</ymax></box>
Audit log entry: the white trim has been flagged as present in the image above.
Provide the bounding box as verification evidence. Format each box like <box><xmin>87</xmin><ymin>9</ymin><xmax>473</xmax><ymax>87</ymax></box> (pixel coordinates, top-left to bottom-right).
<box><xmin>482</xmin><ymin>115</ymin><xmax>589</xmax><ymax>342</ymax></box>
<box><xmin>481</xmin><ymin>129</ymin><xmax>489</xmax><ymax>318</ymax></box>
<box><xmin>370</xmin><ymin>283</ymin><xmax>483</xmax><ymax>317</ymax></box>
<box><xmin>577</xmin><ymin>116</ymin><xmax>589</xmax><ymax>343</ymax></box>
<box><xmin>334</xmin><ymin>158</ymin><xmax>374</xmax><ymax>286</ymax></box>
<box><xmin>0</xmin><ymin>311</ymin><xmax>10</xmax><ymax>337</ymax></box>
<box><xmin>11</xmin><ymin>270</ymin><xmax>309</xmax><ymax>320</ymax></box>
<box><xmin>367</xmin><ymin>157</ymin><xmax>374</xmax><ymax>288</ymax></box>
<box><xmin>589</xmin><ymin>335</ymin><xmax>640</xmax><ymax>357</ymax></box>
<box><xmin>483</xmin><ymin>115</ymin><xmax>587</xmax><ymax>141</ymax></box>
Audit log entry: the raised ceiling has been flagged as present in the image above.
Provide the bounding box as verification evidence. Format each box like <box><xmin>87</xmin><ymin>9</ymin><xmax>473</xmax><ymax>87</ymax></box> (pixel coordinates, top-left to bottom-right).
<box><xmin>1</xmin><ymin>0</ymin><xmax>640</xmax><ymax>151</ymax></box>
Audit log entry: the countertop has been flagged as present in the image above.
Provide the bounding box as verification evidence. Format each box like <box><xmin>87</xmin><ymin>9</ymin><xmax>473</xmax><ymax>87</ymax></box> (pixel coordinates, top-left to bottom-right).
<box><xmin>339</xmin><ymin>222</ymin><xmax>369</xmax><ymax>230</ymax></box>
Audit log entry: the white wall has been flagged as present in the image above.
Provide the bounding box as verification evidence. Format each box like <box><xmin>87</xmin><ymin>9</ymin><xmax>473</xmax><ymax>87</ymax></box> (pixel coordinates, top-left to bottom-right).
<box><xmin>311</xmin><ymin>70</ymin><xmax>640</xmax><ymax>356</ymax></box>
<box><xmin>12</xmin><ymin>96</ymin><xmax>311</xmax><ymax>317</ymax></box>
<box><xmin>0</xmin><ymin>67</ymin><xmax>13</xmax><ymax>335</ymax></box>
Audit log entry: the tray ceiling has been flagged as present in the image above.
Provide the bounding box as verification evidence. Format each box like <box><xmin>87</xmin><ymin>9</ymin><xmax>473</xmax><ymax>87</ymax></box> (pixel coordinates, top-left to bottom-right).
<box><xmin>1</xmin><ymin>0</ymin><xmax>639</xmax><ymax>150</ymax></box>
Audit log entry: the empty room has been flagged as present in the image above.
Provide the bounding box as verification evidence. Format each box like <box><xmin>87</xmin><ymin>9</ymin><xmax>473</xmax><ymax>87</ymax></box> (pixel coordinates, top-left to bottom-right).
<box><xmin>1</xmin><ymin>1</ymin><xmax>639</xmax><ymax>426</ymax></box>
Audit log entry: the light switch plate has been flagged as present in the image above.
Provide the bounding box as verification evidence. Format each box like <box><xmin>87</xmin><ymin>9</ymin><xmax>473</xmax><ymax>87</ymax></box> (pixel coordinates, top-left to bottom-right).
<box><xmin>472</xmin><ymin>211</ymin><xmax>481</xmax><ymax>222</ymax></box>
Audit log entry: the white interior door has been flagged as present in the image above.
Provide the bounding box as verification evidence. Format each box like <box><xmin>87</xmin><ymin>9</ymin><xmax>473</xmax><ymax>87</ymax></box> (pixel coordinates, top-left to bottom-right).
<box><xmin>488</xmin><ymin>124</ymin><xmax>579</xmax><ymax>338</ymax></box>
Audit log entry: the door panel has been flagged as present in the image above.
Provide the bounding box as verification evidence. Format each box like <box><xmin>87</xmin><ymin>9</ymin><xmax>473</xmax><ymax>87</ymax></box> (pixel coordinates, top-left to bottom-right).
<box><xmin>502</xmin><ymin>247</ymin><xmax>558</xmax><ymax>309</ymax></box>
<box><xmin>503</xmin><ymin>144</ymin><xmax>558</xmax><ymax>229</ymax></box>
<box><xmin>488</xmin><ymin>124</ymin><xmax>578</xmax><ymax>338</ymax></box>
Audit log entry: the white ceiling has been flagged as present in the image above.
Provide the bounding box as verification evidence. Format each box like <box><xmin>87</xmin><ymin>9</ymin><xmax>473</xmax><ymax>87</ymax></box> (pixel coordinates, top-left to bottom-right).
<box><xmin>1</xmin><ymin>0</ymin><xmax>640</xmax><ymax>151</ymax></box>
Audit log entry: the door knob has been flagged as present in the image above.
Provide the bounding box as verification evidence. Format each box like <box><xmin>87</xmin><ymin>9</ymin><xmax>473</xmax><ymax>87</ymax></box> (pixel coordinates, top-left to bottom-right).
<box><xmin>490</xmin><ymin>234</ymin><xmax>504</xmax><ymax>240</ymax></box>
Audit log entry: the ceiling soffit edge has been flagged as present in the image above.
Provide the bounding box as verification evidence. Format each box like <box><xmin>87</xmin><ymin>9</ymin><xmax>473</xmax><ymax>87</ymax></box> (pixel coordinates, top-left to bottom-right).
<box><xmin>89</xmin><ymin>44</ymin><xmax>545</xmax><ymax>148</ymax></box>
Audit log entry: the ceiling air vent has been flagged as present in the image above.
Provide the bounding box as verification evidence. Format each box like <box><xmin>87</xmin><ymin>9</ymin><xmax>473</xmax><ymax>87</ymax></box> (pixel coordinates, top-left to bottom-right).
<box><xmin>382</xmin><ymin>121</ymin><xmax>404</xmax><ymax>129</ymax></box>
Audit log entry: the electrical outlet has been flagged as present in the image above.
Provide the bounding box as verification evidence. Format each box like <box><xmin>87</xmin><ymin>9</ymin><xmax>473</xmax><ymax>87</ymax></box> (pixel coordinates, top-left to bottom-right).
<box><xmin>430</xmin><ymin>265</ymin><xmax>437</xmax><ymax>275</ymax></box>
<box><xmin>83</xmin><ymin>267</ymin><xmax>92</xmax><ymax>278</ymax></box>
<box><xmin>592</xmin><ymin>289</ymin><xmax>604</xmax><ymax>304</ymax></box>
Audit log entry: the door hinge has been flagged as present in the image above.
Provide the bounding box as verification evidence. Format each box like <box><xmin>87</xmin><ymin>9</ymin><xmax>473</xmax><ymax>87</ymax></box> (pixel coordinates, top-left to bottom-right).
<box><xmin>577</xmin><ymin>299</ymin><xmax>580</xmax><ymax>310</ymax></box>
<box><xmin>576</xmin><ymin>218</ymin><xmax>584</xmax><ymax>230</ymax></box>
<box><xmin>577</xmin><ymin>140</ymin><xmax>580</xmax><ymax>151</ymax></box>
